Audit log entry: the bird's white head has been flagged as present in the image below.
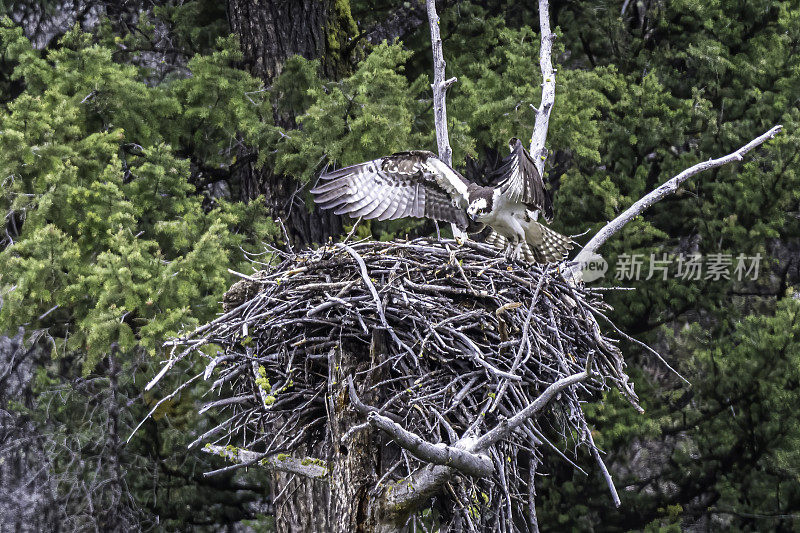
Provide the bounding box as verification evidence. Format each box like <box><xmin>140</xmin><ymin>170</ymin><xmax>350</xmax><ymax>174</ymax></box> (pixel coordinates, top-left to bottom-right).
<box><xmin>467</xmin><ymin>198</ymin><xmax>489</xmax><ymax>221</ymax></box>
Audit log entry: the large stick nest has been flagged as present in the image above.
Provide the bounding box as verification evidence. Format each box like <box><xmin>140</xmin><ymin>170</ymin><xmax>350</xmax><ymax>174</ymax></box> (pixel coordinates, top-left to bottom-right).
<box><xmin>169</xmin><ymin>238</ymin><xmax>640</xmax><ymax>527</ymax></box>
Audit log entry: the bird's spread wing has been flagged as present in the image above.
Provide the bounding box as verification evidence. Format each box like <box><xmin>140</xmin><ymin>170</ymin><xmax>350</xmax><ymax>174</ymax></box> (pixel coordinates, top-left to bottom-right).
<box><xmin>495</xmin><ymin>139</ymin><xmax>553</xmax><ymax>222</ymax></box>
<box><xmin>311</xmin><ymin>151</ymin><xmax>473</xmax><ymax>229</ymax></box>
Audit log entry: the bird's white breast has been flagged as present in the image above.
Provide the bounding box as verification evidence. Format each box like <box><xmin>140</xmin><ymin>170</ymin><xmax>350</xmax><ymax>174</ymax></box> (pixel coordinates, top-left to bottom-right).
<box><xmin>480</xmin><ymin>190</ymin><xmax>529</xmax><ymax>241</ymax></box>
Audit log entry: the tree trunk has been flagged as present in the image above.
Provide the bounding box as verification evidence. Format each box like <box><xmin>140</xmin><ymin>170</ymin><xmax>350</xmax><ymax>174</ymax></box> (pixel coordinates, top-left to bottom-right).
<box><xmin>267</xmin><ymin>333</ymin><xmax>397</xmax><ymax>532</ymax></box>
<box><xmin>227</xmin><ymin>0</ymin><xmax>357</xmax><ymax>82</ymax></box>
<box><xmin>328</xmin><ymin>329</ymin><xmax>403</xmax><ymax>532</ymax></box>
<box><xmin>227</xmin><ymin>0</ymin><xmax>359</xmax><ymax>246</ymax></box>
<box><xmin>0</xmin><ymin>330</ymin><xmax>60</xmax><ymax>532</ymax></box>
<box><xmin>328</xmin><ymin>349</ymin><xmax>380</xmax><ymax>532</ymax></box>
<box><xmin>100</xmin><ymin>347</ymin><xmax>125</xmax><ymax>531</ymax></box>
<box><xmin>272</xmin><ymin>468</ymin><xmax>331</xmax><ymax>532</ymax></box>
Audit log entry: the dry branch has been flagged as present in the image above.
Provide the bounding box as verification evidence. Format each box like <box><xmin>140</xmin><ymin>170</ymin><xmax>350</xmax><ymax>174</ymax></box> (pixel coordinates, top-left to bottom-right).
<box><xmin>426</xmin><ymin>0</ymin><xmax>465</xmax><ymax>241</ymax></box>
<box><xmin>572</xmin><ymin>125</ymin><xmax>783</xmax><ymax>270</ymax></box>
<box><xmin>202</xmin><ymin>445</ymin><xmax>328</xmax><ymax>479</ymax></box>
<box><xmin>583</xmin><ymin>420</ymin><xmax>621</xmax><ymax>508</ymax></box>
<box><xmin>530</xmin><ymin>0</ymin><xmax>556</xmax><ymax>175</ymax></box>
<box><xmin>366</xmin><ymin>411</ymin><xmax>493</xmax><ymax>478</ymax></box>
<box><xmin>473</xmin><ymin>361</ymin><xmax>592</xmax><ymax>452</ymax></box>
<box><xmin>426</xmin><ymin>0</ymin><xmax>454</xmax><ymax>166</ymax></box>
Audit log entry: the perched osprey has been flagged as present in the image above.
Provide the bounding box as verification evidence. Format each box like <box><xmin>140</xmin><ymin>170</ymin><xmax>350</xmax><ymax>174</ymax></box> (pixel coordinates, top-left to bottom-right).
<box><xmin>311</xmin><ymin>138</ymin><xmax>573</xmax><ymax>263</ymax></box>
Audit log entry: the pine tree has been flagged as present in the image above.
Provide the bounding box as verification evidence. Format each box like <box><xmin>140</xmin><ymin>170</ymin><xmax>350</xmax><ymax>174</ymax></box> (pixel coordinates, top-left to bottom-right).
<box><xmin>0</xmin><ymin>18</ymin><xmax>276</xmax><ymax>529</ymax></box>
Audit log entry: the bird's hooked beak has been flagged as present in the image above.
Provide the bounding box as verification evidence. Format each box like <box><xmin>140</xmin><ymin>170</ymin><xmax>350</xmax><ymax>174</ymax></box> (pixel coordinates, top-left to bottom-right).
<box><xmin>469</xmin><ymin>211</ymin><xmax>477</xmax><ymax>222</ymax></box>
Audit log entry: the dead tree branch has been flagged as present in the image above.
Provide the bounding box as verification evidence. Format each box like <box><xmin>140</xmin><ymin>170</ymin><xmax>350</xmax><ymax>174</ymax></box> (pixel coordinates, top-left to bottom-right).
<box><xmin>572</xmin><ymin>125</ymin><xmax>783</xmax><ymax>271</ymax></box>
<box><xmin>473</xmin><ymin>360</ymin><xmax>592</xmax><ymax>452</ymax></box>
<box><xmin>202</xmin><ymin>445</ymin><xmax>328</xmax><ymax>479</ymax></box>
<box><xmin>347</xmin><ymin>375</ymin><xmax>493</xmax><ymax>478</ymax></box>
<box><xmin>368</xmin><ymin>411</ymin><xmax>493</xmax><ymax>478</ymax></box>
<box><xmin>530</xmin><ymin>0</ymin><xmax>556</xmax><ymax>175</ymax></box>
<box><xmin>583</xmin><ymin>421</ymin><xmax>621</xmax><ymax>508</ymax></box>
<box><xmin>372</xmin><ymin>361</ymin><xmax>594</xmax><ymax>517</ymax></box>
<box><xmin>426</xmin><ymin>0</ymin><xmax>466</xmax><ymax>241</ymax></box>
<box><xmin>426</xmin><ymin>0</ymin><xmax>454</xmax><ymax>166</ymax></box>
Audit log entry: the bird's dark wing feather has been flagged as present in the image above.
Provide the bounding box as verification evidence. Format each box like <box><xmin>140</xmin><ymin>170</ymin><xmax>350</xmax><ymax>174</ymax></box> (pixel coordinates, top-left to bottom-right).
<box><xmin>495</xmin><ymin>139</ymin><xmax>553</xmax><ymax>222</ymax></box>
<box><xmin>311</xmin><ymin>151</ymin><xmax>473</xmax><ymax>229</ymax></box>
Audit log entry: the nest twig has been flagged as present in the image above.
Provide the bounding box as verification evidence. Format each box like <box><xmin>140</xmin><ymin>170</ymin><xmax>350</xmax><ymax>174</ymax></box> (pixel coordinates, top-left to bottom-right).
<box><xmin>161</xmin><ymin>237</ymin><xmax>640</xmax><ymax>529</ymax></box>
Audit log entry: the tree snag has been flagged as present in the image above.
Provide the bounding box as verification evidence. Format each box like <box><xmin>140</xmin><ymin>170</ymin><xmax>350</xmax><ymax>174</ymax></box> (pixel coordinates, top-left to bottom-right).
<box><xmin>426</xmin><ymin>0</ymin><xmax>464</xmax><ymax>242</ymax></box>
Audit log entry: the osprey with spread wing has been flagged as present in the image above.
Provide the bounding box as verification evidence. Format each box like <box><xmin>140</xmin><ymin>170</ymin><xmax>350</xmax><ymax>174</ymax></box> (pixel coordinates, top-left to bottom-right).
<box><xmin>310</xmin><ymin>138</ymin><xmax>573</xmax><ymax>263</ymax></box>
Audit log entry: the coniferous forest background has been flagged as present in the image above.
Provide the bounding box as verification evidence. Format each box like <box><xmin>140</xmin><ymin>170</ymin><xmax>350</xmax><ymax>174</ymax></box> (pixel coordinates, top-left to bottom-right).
<box><xmin>0</xmin><ymin>0</ymin><xmax>798</xmax><ymax>531</ymax></box>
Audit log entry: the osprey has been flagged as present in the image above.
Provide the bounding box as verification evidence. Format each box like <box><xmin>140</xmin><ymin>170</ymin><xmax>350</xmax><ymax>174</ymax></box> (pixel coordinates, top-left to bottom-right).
<box><xmin>311</xmin><ymin>138</ymin><xmax>573</xmax><ymax>263</ymax></box>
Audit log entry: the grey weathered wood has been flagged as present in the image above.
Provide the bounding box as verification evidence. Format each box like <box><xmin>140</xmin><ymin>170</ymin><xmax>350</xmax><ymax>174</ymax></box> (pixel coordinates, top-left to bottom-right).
<box><xmin>571</xmin><ymin>125</ymin><xmax>783</xmax><ymax>273</ymax></box>
<box><xmin>529</xmin><ymin>0</ymin><xmax>556</xmax><ymax>177</ymax></box>
<box><xmin>202</xmin><ymin>445</ymin><xmax>328</xmax><ymax>479</ymax></box>
<box><xmin>426</xmin><ymin>0</ymin><xmax>466</xmax><ymax>241</ymax></box>
<box><xmin>377</xmin><ymin>367</ymin><xmax>591</xmax><ymax>516</ymax></box>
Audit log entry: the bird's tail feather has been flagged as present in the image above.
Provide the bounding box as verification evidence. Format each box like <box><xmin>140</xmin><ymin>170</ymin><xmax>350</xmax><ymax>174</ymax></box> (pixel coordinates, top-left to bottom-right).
<box><xmin>484</xmin><ymin>224</ymin><xmax>573</xmax><ymax>264</ymax></box>
<box><xmin>531</xmin><ymin>222</ymin><xmax>574</xmax><ymax>264</ymax></box>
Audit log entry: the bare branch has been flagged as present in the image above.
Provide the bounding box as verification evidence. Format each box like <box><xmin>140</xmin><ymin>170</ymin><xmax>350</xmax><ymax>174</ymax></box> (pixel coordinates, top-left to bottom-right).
<box><xmin>202</xmin><ymin>445</ymin><xmax>328</xmax><ymax>480</ymax></box>
<box><xmin>572</xmin><ymin>125</ymin><xmax>783</xmax><ymax>267</ymax></box>
<box><xmin>426</xmin><ymin>0</ymin><xmax>466</xmax><ymax>241</ymax></box>
<box><xmin>346</xmin><ymin>374</ymin><xmax>403</xmax><ymax>424</ymax></box>
<box><xmin>335</xmin><ymin>242</ymin><xmax>416</xmax><ymax>358</ymax></box>
<box><xmin>583</xmin><ymin>422</ymin><xmax>621</xmax><ymax>508</ymax></box>
<box><xmin>367</xmin><ymin>411</ymin><xmax>493</xmax><ymax>478</ymax></box>
<box><xmin>127</xmin><ymin>373</ymin><xmax>202</xmax><ymax>443</ymax></box>
<box><xmin>426</xmin><ymin>0</ymin><xmax>454</xmax><ymax>166</ymax></box>
<box><xmin>147</xmin><ymin>296</ymin><xmax>257</xmax><ymax>391</ymax></box>
<box><xmin>451</xmin><ymin>330</ymin><xmax>521</xmax><ymax>381</ymax></box>
<box><xmin>530</xmin><ymin>0</ymin><xmax>556</xmax><ymax>175</ymax></box>
<box><xmin>375</xmin><ymin>366</ymin><xmax>593</xmax><ymax>515</ymax></box>
<box><xmin>386</xmin><ymin>464</ymin><xmax>455</xmax><ymax>515</ymax></box>
<box><xmin>348</xmin><ymin>376</ymin><xmax>493</xmax><ymax>478</ymax></box>
<box><xmin>473</xmin><ymin>360</ymin><xmax>592</xmax><ymax>452</ymax></box>
<box><xmin>442</xmin><ymin>76</ymin><xmax>458</xmax><ymax>90</ymax></box>
<box><xmin>528</xmin><ymin>455</ymin><xmax>541</xmax><ymax>533</ymax></box>
<box><xmin>490</xmin><ymin>273</ymin><xmax>546</xmax><ymax>412</ymax></box>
